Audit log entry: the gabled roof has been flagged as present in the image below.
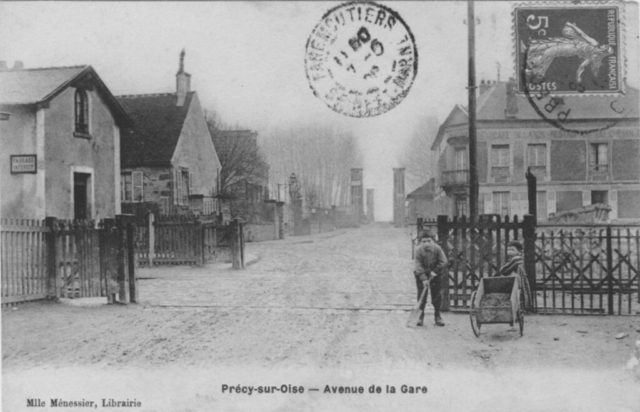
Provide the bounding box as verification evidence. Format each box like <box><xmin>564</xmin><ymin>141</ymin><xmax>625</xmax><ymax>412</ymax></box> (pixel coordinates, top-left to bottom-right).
<box><xmin>117</xmin><ymin>92</ymin><xmax>195</xmax><ymax>167</ymax></box>
<box><xmin>407</xmin><ymin>178</ymin><xmax>435</xmax><ymax>199</ymax></box>
<box><xmin>0</xmin><ymin>65</ymin><xmax>132</xmax><ymax>127</ymax></box>
<box><xmin>432</xmin><ymin>82</ymin><xmax>639</xmax><ymax>150</ymax></box>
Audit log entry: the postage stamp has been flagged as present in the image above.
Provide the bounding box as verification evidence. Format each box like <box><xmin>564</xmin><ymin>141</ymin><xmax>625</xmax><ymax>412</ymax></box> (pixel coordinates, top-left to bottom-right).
<box><xmin>304</xmin><ymin>2</ymin><xmax>418</xmax><ymax>118</ymax></box>
<box><xmin>514</xmin><ymin>1</ymin><xmax>624</xmax><ymax>95</ymax></box>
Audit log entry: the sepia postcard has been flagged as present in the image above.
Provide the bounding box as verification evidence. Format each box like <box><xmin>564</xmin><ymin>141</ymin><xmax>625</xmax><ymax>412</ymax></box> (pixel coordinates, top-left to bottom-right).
<box><xmin>1</xmin><ymin>1</ymin><xmax>639</xmax><ymax>411</ymax></box>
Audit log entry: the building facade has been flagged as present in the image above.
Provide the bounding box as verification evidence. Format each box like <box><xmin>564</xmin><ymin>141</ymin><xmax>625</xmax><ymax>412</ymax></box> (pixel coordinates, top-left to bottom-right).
<box><xmin>0</xmin><ymin>64</ymin><xmax>131</xmax><ymax>219</ymax></box>
<box><xmin>116</xmin><ymin>52</ymin><xmax>221</xmax><ymax>216</ymax></box>
<box><xmin>432</xmin><ymin>80</ymin><xmax>640</xmax><ymax>221</ymax></box>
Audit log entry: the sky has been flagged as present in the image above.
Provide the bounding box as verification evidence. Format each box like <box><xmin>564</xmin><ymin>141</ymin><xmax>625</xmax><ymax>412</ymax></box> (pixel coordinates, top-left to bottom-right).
<box><xmin>1</xmin><ymin>1</ymin><xmax>637</xmax><ymax>221</ymax></box>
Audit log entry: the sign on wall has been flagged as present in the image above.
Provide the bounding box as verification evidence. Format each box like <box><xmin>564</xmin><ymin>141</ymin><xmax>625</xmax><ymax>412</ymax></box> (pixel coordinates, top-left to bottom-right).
<box><xmin>10</xmin><ymin>155</ymin><xmax>37</xmax><ymax>174</ymax></box>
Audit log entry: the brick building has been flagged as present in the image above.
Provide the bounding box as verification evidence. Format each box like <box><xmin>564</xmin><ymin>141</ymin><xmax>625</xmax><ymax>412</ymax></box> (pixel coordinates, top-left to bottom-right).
<box><xmin>116</xmin><ymin>52</ymin><xmax>221</xmax><ymax>216</ymax></box>
<box><xmin>432</xmin><ymin>79</ymin><xmax>639</xmax><ymax>221</ymax></box>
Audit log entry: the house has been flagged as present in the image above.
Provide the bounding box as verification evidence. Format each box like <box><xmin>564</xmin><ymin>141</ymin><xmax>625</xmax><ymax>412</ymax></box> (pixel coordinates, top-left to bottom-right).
<box><xmin>0</xmin><ymin>62</ymin><xmax>132</xmax><ymax>219</ymax></box>
<box><xmin>431</xmin><ymin>79</ymin><xmax>640</xmax><ymax>221</ymax></box>
<box><xmin>116</xmin><ymin>51</ymin><xmax>221</xmax><ymax>216</ymax></box>
<box><xmin>211</xmin><ymin>129</ymin><xmax>269</xmax><ymax>220</ymax></box>
<box><xmin>406</xmin><ymin>178</ymin><xmax>436</xmax><ymax>222</ymax></box>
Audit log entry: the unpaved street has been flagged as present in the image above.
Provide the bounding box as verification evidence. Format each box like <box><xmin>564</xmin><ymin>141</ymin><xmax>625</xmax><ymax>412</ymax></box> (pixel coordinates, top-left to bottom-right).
<box><xmin>3</xmin><ymin>224</ymin><xmax>639</xmax><ymax>411</ymax></box>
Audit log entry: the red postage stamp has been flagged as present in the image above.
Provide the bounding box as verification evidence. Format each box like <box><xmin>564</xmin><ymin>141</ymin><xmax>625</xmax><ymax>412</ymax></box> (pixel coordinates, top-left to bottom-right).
<box><xmin>514</xmin><ymin>1</ymin><xmax>624</xmax><ymax>95</ymax></box>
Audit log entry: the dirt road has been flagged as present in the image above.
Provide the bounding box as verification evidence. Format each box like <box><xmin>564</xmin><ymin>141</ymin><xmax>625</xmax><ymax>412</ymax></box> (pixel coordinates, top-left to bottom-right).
<box><xmin>3</xmin><ymin>224</ymin><xmax>639</xmax><ymax>411</ymax></box>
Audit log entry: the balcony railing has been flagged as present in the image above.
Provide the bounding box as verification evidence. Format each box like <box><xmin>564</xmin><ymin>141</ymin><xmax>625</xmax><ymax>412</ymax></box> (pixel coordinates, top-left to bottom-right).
<box><xmin>441</xmin><ymin>170</ymin><xmax>469</xmax><ymax>186</ymax></box>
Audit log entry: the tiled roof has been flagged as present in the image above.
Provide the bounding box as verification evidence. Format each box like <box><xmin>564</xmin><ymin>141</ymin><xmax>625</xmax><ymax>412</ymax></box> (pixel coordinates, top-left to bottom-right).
<box><xmin>0</xmin><ymin>65</ymin><xmax>87</xmax><ymax>104</ymax></box>
<box><xmin>476</xmin><ymin>82</ymin><xmax>639</xmax><ymax>121</ymax></box>
<box><xmin>117</xmin><ymin>92</ymin><xmax>194</xmax><ymax>166</ymax></box>
<box><xmin>432</xmin><ymin>82</ymin><xmax>639</xmax><ymax>150</ymax></box>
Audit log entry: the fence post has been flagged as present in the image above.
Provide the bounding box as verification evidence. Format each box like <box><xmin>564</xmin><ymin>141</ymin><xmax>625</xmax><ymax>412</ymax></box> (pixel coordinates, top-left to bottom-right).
<box><xmin>437</xmin><ymin>215</ymin><xmax>450</xmax><ymax>311</ymax></box>
<box><xmin>115</xmin><ymin>215</ymin><xmax>129</xmax><ymax>303</ymax></box>
<box><xmin>45</xmin><ymin>217</ymin><xmax>59</xmax><ymax>299</ymax></box>
<box><xmin>194</xmin><ymin>218</ymin><xmax>204</xmax><ymax>267</ymax></box>
<box><xmin>606</xmin><ymin>226</ymin><xmax>614</xmax><ymax>315</ymax></box>
<box><xmin>523</xmin><ymin>214</ymin><xmax>536</xmax><ymax>313</ymax></box>
<box><xmin>239</xmin><ymin>220</ymin><xmax>245</xmax><ymax>269</ymax></box>
<box><xmin>126</xmin><ymin>219</ymin><xmax>138</xmax><ymax>303</ymax></box>
<box><xmin>231</xmin><ymin>219</ymin><xmax>241</xmax><ymax>270</ymax></box>
<box><xmin>102</xmin><ymin>218</ymin><xmax>117</xmax><ymax>304</ymax></box>
<box><xmin>148</xmin><ymin>213</ymin><xmax>155</xmax><ymax>266</ymax></box>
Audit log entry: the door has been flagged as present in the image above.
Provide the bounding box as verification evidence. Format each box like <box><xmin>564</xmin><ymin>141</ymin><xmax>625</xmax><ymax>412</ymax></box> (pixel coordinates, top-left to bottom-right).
<box><xmin>74</xmin><ymin>173</ymin><xmax>91</xmax><ymax>220</ymax></box>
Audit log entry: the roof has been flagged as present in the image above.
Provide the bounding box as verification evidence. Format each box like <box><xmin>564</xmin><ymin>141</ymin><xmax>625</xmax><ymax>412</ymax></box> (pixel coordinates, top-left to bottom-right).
<box><xmin>432</xmin><ymin>81</ymin><xmax>640</xmax><ymax>150</ymax></box>
<box><xmin>117</xmin><ymin>92</ymin><xmax>195</xmax><ymax>167</ymax></box>
<box><xmin>0</xmin><ymin>65</ymin><xmax>132</xmax><ymax>127</ymax></box>
<box><xmin>407</xmin><ymin>179</ymin><xmax>435</xmax><ymax>199</ymax></box>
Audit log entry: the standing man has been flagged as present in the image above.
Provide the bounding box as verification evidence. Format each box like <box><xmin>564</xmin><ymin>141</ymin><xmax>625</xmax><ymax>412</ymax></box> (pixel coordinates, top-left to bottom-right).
<box><xmin>413</xmin><ymin>229</ymin><xmax>448</xmax><ymax>326</ymax></box>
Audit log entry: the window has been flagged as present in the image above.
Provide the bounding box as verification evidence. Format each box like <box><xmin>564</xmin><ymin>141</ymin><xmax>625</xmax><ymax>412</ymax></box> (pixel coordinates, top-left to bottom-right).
<box><xmin>175</xmin><ymin>169</ymin><xmax>190</xmax><ymax>206</ymax></box>
<box><xmin>74</xmin><ymin>89</ymin><xmax>89</xmax><ymax>135</ymax></box>
<box><xmin>590</xmin><ymin>143</ymin><xmax>608</xmax><ymax>172</ymax></box>
<box><xmin>591</xmin><ymin>190</ymin><xmax>608</xmax><ymax>205</ymax></box>
<box><xmin>454</xmin><ymin>148</ymin><xmax>467</xmax><ymax>170</ymax></box>
<box><xmin>181</xmin><ymin>170</ymin><xmax>190</xmax><ymax>205</ymax></box>
<box><xmin>491</xmin><ymin>145</ymin><xmax>510</xmax><ymax>176</ymax></box>
<box><xmin>493</xmin><ymin>191</ymin><xmax>510</xmax><ymax>217</ymax></box>
<box><xmin>527</xmin><ymin>144</ymin><xmax>547</xmax><ymax>175</ymax></box>
<box><xmin>121</xmin><ymin>171</ymin><xmax>143</xmax><ymax>202</ymax></box>
<box><xmin>536</xmin><ymin>191</ymin><xmax>547</xmax><ymax>220</ymax></box>
<box><xmin>455</xmin><ymin>196</ymin><xmax>467</xmax><ymax>217</ymax></box>
<box><xmin>160</xmin><ymin>197</ymin><xmax>170</xmax><ymax>214</ymax></box>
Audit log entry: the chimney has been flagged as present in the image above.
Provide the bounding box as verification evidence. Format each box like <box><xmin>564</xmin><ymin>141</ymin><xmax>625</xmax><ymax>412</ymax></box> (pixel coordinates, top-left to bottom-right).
<box><xmin>0</xmin><ymin>61</ymin><xmax>7</xmax><ymax>70</ymax></box>
<box><xmin>479</xmin><ymin>79</ymin><xmax>491</xmax><ymax>95</ymax></box>
<box><xmin>505</xmin><ymin>77</ymin><xmax>518</xmax><ymax>117</ymax></box>
<box><xmin>176</xmin><ymin>49</ymin><xmax>191</xmax><ymax>107</ymax></box>
<box><xmin>12</xmin><ymin>61</ymin><xmax>24</xmax><ymax>70</ymax></box>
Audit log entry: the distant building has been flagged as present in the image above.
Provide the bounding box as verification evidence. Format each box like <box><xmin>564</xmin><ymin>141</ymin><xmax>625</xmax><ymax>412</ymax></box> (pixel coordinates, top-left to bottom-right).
<box><xmin>116</xmin><ymin>51</ymin><xmax>221</xmax><ymax>216</ymax></box>
<box><xmin>0</xmin><ymin>63</ymin><xmax>132</xmax><ymax>219</ymax></box>
<box><xmin>406</xmin><ymin>178</ymin><xmax>436</xmax><ymax>222</ymax></box>
<box><xmin>432</xmin><ymin>79</ymin><xmax>639</xmax><ymax>221</ymax></box>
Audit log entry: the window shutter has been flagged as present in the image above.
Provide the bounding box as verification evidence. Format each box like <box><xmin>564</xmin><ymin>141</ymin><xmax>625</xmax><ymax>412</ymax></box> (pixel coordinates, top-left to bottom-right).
<box><xmin>599</xmin><ymin>144</ymin><xmax>608</xmax><ymax>165</ymax></box>
<box><xmin>133</xmin><ymin>171</ymin><xmax>143</xmax><ymax>202</ymax></box>
<box><xmin>589</xmin><ymin>144</ymin><xmax>596</xmax><ymax>166</ymax></box>
<box><xmin>174</xmin><ymin>170</ymin><xmax>181</xmax><ymax>205</ymax></box>
<box><xmin>120</xmin><ymin>174</ymin><xmax>125</xmax><ymax>203</ymax></box>
<box><xmin>484</xmin><ymin>193</ymin><xmax>493</xmax><ymax>215</ymax></box>
<box><xmin>189</xmin><ymin>171</ymin><xmax>194</xmax><ymax>193</ymax></box>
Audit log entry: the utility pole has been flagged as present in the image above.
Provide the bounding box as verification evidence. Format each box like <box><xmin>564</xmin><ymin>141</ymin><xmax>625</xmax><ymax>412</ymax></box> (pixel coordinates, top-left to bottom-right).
<box><xmin>467</xmin><ymin>0</ymin><xmax>479</xmax><ymax>217</ymax></box>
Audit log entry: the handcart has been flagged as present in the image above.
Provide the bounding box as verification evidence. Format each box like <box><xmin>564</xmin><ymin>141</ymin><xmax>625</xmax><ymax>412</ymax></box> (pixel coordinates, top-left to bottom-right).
<box><xmin>469</xmin><ymin>276</ymin><xmax>524</xmax><ymax>337</ymax></box>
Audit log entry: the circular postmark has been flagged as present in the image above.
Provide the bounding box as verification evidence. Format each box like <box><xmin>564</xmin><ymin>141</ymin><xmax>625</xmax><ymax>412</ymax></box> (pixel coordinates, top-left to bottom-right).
<box><xmin>304</xmin><ymin>2</ymin><xmax>418</xmax><ymax>118</ymax></box>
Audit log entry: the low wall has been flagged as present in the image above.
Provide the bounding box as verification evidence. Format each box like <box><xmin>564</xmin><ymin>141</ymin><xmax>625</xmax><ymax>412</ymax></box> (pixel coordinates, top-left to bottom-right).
<box><xmin>244</xmin><ymin>223</ymin><xmax>278</xmax><ymax>242</ymax></box>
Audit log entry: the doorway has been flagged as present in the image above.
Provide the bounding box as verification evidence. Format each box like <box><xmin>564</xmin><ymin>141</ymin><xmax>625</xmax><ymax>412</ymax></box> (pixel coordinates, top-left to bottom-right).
<box><xmin>74</xmin><ymin>172</ymin><xmax>91</xmax><ymax>219</ymax></box>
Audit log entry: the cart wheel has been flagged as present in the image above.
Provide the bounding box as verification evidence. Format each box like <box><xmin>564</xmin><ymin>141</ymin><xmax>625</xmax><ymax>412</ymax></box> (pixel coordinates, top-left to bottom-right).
<box><xmin>517</xmin><ymin>310</ymin><xmax>524</xmax><ymax>337</ymax></box>
<box><xmin>470</xmin><ymin>291</ymin><xmax>481</xmax><ymax>337</ymax></box>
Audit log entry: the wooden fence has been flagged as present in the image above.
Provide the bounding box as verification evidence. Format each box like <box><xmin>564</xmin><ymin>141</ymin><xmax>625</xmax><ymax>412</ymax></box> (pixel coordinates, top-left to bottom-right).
<box><xmin>1</xmin><ymin>216</ymin><xmax>137</xmax><ymax>305</ymax></box>
<box><xmin>134</xmin><ymin>214</ymin><xmax>244</xmax><ymax>269</ymax></box>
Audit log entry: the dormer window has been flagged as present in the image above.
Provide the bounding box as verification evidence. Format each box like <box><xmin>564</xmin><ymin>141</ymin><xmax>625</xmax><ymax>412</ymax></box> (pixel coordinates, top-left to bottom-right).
<box><xmin>74</xmin><ymin>89</ymin><xmax>89</xmax><ymax>136</ymax></box>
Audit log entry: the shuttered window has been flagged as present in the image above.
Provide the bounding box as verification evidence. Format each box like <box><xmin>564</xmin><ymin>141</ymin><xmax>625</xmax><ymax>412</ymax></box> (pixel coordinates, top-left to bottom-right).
<box><xmin>121</xmin><ymin>171</ymin><xmax>143</xmax><ymax>202</ymax></box>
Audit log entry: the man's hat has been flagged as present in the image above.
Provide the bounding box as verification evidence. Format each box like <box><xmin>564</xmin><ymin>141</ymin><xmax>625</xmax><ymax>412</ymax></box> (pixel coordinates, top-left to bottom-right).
<box><xmin>419</xmin><ymin>228</ymin><xmax>436</xmax><ymax>240</ymax></box>
<box><xmin>507</xmin><ymin>240</ymin><xmax>523</xmax><ymax>252</ymax></box>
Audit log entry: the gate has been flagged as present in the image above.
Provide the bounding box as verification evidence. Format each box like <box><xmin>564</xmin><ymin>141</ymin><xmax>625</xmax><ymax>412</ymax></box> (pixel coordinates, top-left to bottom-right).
<box><xmin>436</xmin><ymin>215</ymin><xmax>536</xmax><ymax>312</ymax></box>
<box><xmin>0</xmin><ymin>216</ymin><xmax>137</xmax><ymax>305</ymax></box>
<box><xmin>134</xmin><ymin>214</ymin><xmax>244</xmax><ymax>269</ymax></box>
<box><xmin>535</xmin><ymin>224</ymin><xmax>639</xmax><ymax>315</ymax></box>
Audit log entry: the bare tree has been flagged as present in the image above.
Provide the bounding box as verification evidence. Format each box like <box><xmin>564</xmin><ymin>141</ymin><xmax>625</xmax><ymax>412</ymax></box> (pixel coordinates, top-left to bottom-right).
<box><xmin>261</xmin><ymin>124</ymin><xmax>362</xmax><ymax>209</ymax></box>
<box><xmin>398</xmin><ymin>116</ymin><xmax>440</xmax><ymax>193</ymax></box>
<box><xmin>205</xmin><ymin>112</ymin><xmax>268</xmax><ymax>199</ymax></box>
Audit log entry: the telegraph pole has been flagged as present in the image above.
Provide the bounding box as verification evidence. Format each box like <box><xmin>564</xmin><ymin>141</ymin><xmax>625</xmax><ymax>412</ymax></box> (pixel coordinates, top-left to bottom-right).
<box><xmin>467</xmin><ymin>0</ymin><xmax>479</xmax><ymax>217</ymax></box>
